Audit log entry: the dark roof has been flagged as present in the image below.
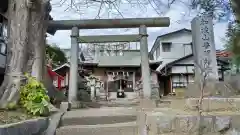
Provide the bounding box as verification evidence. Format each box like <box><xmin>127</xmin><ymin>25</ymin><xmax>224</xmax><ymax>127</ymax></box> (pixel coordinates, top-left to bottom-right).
<box><xmin>150</xmin><ymin>28</ymin><xmax>191</xmax><ymax>54</ymax></box>
<box><xmin>54</xmin><ymin>59</ymin><xmax>162</xmax><ymax>72</ymax></box>
<box><xmin>156</xmin><ymin>28</ymin><xmax>191</xmax><ymax>39</ymax></box>
<box><xmin>0</xmin><ymin>1</ymin><xmax>8</xmax><ymax>13</ymax></box>
<box><xmin>166</xmin><ymin>54</ymin><xmax>193</xmax><ymax>68</ymax></box>
<box><xmin>149</xmin><ymin>61</ymin><xmax>162</xmax><ymax>70</ymax></box>
<box><xmin>160</xmin><ymin>53</ymin><xmax>230</xmax><ymax>71</ymax></box>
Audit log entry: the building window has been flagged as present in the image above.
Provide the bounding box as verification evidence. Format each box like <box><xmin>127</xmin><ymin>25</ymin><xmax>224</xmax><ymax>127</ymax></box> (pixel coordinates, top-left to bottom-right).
<box><xmin>0</xmin><ymin>42</ymin><xmax>6</xmax><ymax>55</ymax></box>
<box><xmin>172</xmin><ymin>75</ymin><xmax>188</xmax><ymax>88</ymax></box>
<box><xmin>2</xmin><ymin>23</ymin><xmax>7</xmax><ymax>40</ymax></box>
<box><xmin>162</xmin><ymin>42</ymin><xmax>172</xmax><ymax>52</ymax></box>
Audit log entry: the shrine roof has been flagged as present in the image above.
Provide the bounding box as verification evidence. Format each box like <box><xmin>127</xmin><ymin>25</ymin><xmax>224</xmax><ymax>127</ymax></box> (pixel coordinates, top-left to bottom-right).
<box><xmin>53</xmin><ymin>57</ymin><xmax>162</xmax><ymax>71</ymax></box>
<box><xmin>97</xmin><ymin>56</ymin><xmax>141</xmax><ymax>67</ymax></box>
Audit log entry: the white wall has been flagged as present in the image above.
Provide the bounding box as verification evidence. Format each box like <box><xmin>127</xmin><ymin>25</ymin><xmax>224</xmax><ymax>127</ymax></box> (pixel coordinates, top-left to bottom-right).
<box><xmin>154</xmin><ymin>32</ymin><xmax>192</xmax><ymax>61</ymax></box>
<box><xmin>171</xmin><ymin>66</ymin><xmax>194</xmax><ymax>74</ymax></box>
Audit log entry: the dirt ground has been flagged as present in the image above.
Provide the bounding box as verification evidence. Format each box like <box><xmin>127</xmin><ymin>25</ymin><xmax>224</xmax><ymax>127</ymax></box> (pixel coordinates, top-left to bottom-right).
<box><xmin>0</xmin><ymin>109</ymin><xmax>35</xmax><ymax>125</ymax></box>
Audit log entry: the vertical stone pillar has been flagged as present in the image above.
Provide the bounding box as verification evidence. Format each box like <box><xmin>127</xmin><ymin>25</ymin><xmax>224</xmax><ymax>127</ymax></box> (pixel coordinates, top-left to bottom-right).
<box><xmin>133</xmin><ymin>72</ymin><xmax>136</xmax><ymax>93</ymax></box>
<box><xmin>138</xmin><ymin>25</ymin><xmax>155</xmax><ymax>135</ymax></box>
<box><xmin>191</xmin><ymin>15</ymin><xmax>218</xmax><ymax>81</ymax></box>
<box><xmin>68</xmin><ymin>27</ymin><xmax>79</xmax><ymax>107</ymax></box>
<box><xmin>139</xmin><ymin>25</ymin><xmax>151</xmax><ymax>98</ymax></box>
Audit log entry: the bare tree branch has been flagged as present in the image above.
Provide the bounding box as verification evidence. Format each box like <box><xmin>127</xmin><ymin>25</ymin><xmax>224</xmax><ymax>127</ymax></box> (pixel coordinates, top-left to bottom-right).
<box><xmin>194</xmin><ymin>59</ymin><xmax>213</xmax><ymax>135</ymax></box>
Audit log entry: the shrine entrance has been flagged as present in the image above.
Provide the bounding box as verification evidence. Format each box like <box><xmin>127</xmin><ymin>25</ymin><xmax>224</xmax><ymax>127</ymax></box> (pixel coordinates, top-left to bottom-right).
<box><xmin>48</xmin><ymin>17</ymin><xmax>170</xmax><ymax>105</ymax></box>
<box><xmin>107</xmin><ymin>71</ymin><xmax>135</xmax><ymax>99</ymax></box>
<box><xmin>79</xmin><ymin>34</ymin><xmax>142</xmax><ymax>100</ymax></box>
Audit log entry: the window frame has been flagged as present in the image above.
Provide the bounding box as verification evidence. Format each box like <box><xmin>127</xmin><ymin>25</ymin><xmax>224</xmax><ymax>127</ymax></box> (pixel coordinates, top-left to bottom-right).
<box><xmin>162</xmin><ymin>42</ymin><xmax>172</xmax><ymax>52</ymax></box>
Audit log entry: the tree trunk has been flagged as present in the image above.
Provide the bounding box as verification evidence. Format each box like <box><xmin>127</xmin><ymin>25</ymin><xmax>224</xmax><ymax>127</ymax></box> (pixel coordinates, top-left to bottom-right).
<box><xmin>29</xmin><ymin>0</ymin><xmax>49</xmax><ymax>81</ymax></box>
<box><xmin>0</xmin><ymin>0</ymin><xmax>30</xmax><ymax>107</ymax></box>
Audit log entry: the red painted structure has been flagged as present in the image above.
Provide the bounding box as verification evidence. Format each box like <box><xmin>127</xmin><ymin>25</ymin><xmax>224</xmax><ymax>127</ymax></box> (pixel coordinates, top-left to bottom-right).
<box><xmin>216</xmin><ymin>50</ymin><xmax>231</xmax><ymax>57</ymax></box>
<box><xmin>47</xmin><ymin>65</ymin><xmax>65</xmax><ymax>89</ymax></box>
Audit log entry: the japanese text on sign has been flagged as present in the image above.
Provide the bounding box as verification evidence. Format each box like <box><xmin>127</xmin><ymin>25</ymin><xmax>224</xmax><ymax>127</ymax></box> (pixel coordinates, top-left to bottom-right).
<box><xmin>199</xmin><ymin>17</ymin><xmax>212</xmax><ymax>72</ymax></box>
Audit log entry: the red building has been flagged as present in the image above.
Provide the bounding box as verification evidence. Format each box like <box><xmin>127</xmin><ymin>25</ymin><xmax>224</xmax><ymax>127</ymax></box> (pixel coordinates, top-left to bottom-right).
<box><xmin>47</xmin><ymin>65</ymin><xmax>65</xmax><ymax>90</ymax></box>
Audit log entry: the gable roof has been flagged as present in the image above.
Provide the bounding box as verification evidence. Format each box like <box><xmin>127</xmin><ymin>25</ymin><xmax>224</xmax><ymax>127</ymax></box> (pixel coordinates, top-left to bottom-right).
<box><xmin>165</xmin><ymin>54</ymin><xmax>193</xmax><ymax>68</ymax></box>
<box><xmin>53</xmin><ymin>59</ymin><xmax>162</xmax><ymax>72</ymax></box>
<box><xmin>159</xmin><ymin>53</ymin><xmax>230</xmax><ymax>72</ymax></box>
<box><xmin>53</xmin><ymin>63</ymin><xmax>70</xmax><ymax>72</ymax></box>
<box><xmin>150</xmin><ymin>28</ymin><xmax>191</xmax><ymax>54</ymax></box>
<box><xmin>156</xmin><ymin>28</ymin><xmax>191</xmax><ymax>39</ymax></box>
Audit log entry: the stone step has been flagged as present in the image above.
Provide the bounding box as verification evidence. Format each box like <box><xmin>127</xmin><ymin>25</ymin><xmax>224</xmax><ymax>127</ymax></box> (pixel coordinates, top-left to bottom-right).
<box><xmin>61</xmin><ymin>115</ymin><xmax>137</xmax><ymax>126</ymax></box>
<box><xmin>60</xmin><ymin>107</ymin><xmax>137</xmax><ymax>126</ymax></box>
<box><xmin>56</xmin><ymin>122</ymin><xmax>137</xmax><ymax>135</ymax></box>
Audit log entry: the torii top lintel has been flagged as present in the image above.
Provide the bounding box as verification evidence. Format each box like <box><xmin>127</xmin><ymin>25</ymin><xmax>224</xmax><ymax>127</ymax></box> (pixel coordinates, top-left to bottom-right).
<box><xmin>48</xmin><ymin>17</ymin><xmax>170</xmax><ymax>30</ymax></box>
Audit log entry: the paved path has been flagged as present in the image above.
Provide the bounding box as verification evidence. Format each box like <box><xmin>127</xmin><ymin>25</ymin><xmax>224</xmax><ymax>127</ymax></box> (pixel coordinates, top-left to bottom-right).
<box><xmin>56</xmin><ymin>106</ymin><xmax>139</xmax><ymax>135</ymax></box>
<box><xmin>64</xmin><ymin>107</ymin><xmax>137</xmax><ymax>118</ymax></box>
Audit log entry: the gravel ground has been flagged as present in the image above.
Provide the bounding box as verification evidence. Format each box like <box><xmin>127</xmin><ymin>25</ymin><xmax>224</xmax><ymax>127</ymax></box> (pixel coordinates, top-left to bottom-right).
<box><xmin>0</xmin><ymin>110</ymin><xmax>35</xmax><ymax>125</ymax></box>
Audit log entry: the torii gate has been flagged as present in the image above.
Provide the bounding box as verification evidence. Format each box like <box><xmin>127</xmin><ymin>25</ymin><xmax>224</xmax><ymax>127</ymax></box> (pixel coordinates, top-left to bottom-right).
<box><xmin>48</xmin><ymin>17</ymin><xmax>170</xmax><ymax>105</ymax></box>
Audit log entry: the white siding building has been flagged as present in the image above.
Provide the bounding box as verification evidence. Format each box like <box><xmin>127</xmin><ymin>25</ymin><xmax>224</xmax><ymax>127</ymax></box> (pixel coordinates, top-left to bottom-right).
<box><xmin>149</xmin><ymin>28</ymin><xmax>230</xmax><ymax>95</ymax></box>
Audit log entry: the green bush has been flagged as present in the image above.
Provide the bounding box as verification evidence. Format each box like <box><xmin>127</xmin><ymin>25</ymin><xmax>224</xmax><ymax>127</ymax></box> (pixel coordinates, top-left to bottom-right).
<box><xmin>20</xmin><ymin>74</ymin><xmax>50</xmax><ymax>116</ymax></box>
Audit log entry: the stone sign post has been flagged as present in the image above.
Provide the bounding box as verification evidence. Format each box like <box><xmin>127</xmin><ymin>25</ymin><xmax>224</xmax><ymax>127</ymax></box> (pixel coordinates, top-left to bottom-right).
<box><xmin>191</xmin><ymin>15</ymin><xmax>218</xmax><ymax>81</ymax></box>
<box><xmin>186</xmin><ymin>15</ymin><xmax>220</xmax><ymax>98</ymax></box>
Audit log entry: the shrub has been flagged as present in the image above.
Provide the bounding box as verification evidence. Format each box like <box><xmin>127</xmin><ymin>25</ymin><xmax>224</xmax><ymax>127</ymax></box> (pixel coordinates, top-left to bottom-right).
<box><xmin>20</xmin><ymin>74</ymin><xmax>50</xmax><ymax>116</ymax></box>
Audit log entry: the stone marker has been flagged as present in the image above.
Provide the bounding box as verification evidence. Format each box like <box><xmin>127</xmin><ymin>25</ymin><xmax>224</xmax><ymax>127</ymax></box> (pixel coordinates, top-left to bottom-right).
<box><xmin>186</xmin><ymin>15</ymin><xmax>220</xmax><ymax>97</ymax></box>
<box><xmin>191</xmin><ymin>15</ymin><xmax>218</xmax><ymax>81</ymax></box>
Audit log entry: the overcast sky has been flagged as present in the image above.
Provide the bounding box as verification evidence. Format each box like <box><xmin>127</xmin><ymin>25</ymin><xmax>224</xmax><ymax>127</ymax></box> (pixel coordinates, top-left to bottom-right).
<box><xmin>47</xmin><ymin>0</ymin><xmax>229</xmax><ymax>50</ymax></box>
